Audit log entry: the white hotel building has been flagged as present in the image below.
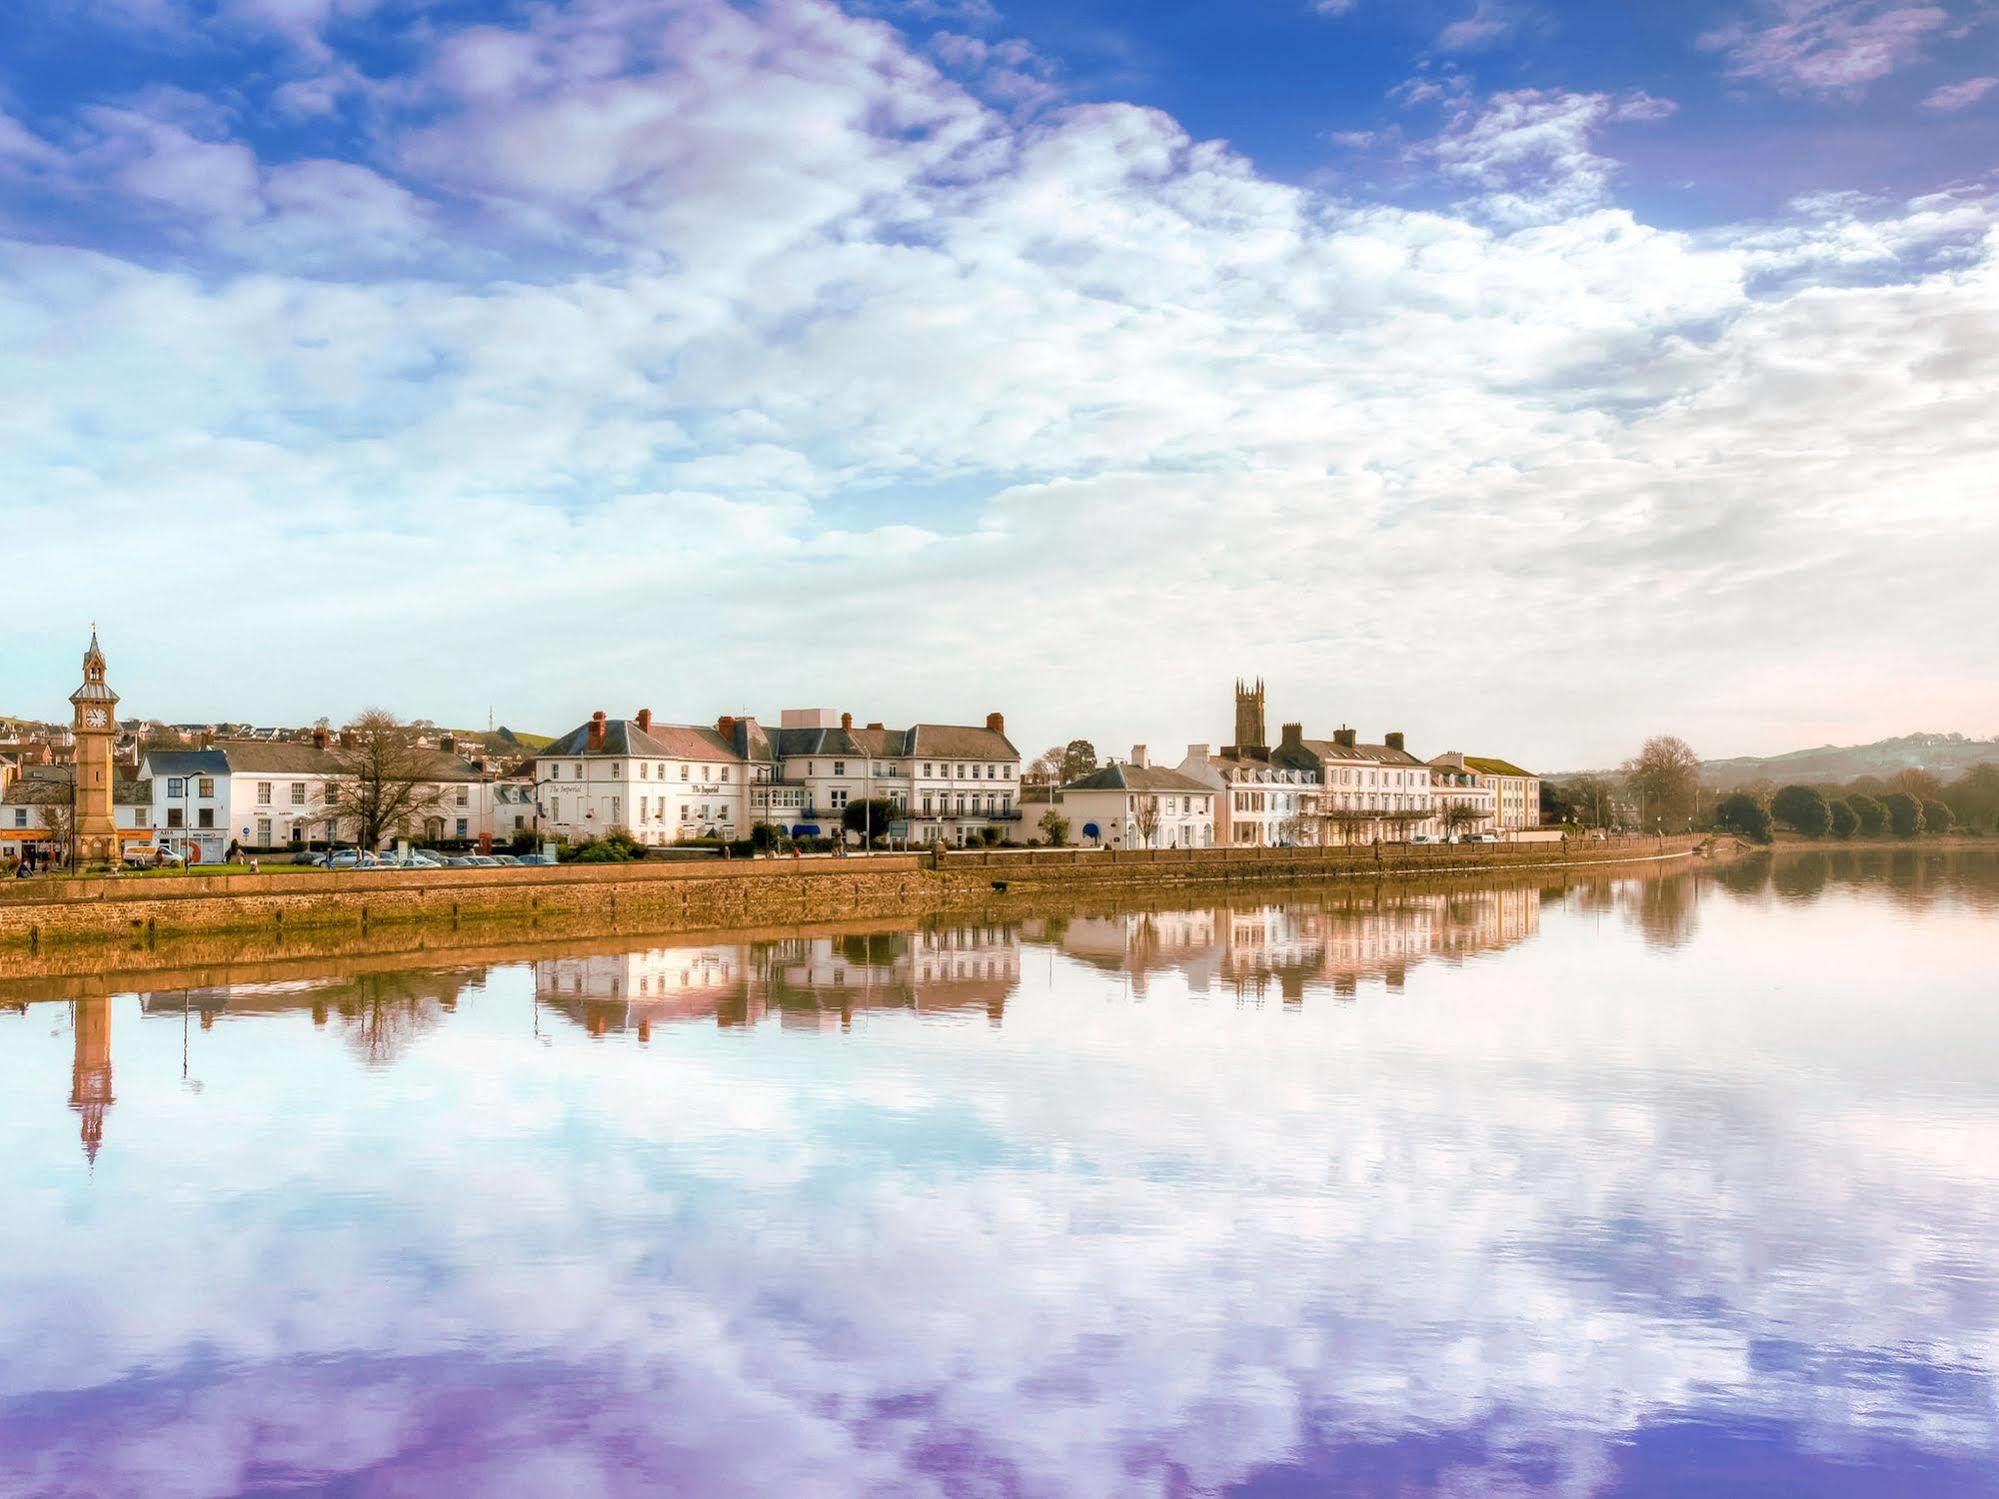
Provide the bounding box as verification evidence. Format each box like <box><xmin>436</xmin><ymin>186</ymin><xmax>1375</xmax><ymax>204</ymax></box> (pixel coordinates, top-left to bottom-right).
<box><xmin>533</xmin><ymin>707</ymin><xmax>1021</xmax><ymax>847</ymax></box>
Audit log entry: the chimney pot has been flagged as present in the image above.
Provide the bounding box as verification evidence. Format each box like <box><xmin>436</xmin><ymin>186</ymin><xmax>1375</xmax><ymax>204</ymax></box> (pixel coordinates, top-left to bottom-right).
<box><xmin>1386</xmin><ymin>731</ymin><xmax>1405</xmax><ymax>752</ymax></box>
<box><xmin>1281</xmin><ymin>722</ymin><xmax>1302</xmax><ymax>747</ymax></box>
<box><xmin>1334</xmin><ymin>726</ymin><xmax>1357</xmax><ymax>749</ymax></box>
<box><xmin>986</xmin><ymin>711</ymin><xmax>1005</xmax><ymax>736</ymax></box>
<box><xmin>840</xmin><ymin>712</ymin><xmax>853</xmax><ymax>731</ymax></box>
<box><xmin>636</xmin><ymin>708</ymin><xmax>652</xmax><ymax>734</ymax></box>
<box><xmin>587</xmin><ymin>711</ymin><xmax>607</xmax><ymax>753</ymax></box>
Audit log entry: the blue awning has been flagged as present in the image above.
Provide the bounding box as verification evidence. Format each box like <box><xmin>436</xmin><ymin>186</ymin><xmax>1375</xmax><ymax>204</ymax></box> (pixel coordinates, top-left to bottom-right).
<box><xmin>1082</xmin><ymin>823</ymin><xmax>1100</xmax><ymax>838</ymax></box>
<box><xmin>792</xmin><ymin>824</ymin><xmax>821</xmax><ymax>836</ymax></box>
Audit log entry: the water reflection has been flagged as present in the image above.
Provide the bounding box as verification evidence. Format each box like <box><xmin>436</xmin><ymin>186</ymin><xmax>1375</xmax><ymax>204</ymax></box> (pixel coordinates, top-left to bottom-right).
<box><xmin>3</xmin><ymin>853</ymin><xmax>1998</xmax><ymax>1497</ymax></box>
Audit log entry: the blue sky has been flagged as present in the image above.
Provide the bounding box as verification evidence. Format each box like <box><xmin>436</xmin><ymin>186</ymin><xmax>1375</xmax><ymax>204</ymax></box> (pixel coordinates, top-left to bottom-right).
<box><xmin>2</xmin><ymin>0</ymin><xmax>1996</xmax><ymax>767</ymax></box>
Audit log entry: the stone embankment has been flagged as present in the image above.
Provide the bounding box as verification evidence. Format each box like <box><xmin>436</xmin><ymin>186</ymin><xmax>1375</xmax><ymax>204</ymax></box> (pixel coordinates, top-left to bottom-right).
<box><xmin>0</xmin><ymin>836</ymin><xmax>1709</xmax><ymax>954</ymax></box>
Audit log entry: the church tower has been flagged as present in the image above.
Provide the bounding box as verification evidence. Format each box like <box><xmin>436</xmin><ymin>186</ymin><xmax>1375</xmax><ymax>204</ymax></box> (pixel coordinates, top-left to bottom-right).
<box><xmin>1232</xmin><ymin>678</ymin><xmax>1268</xmax><ymax>755</ymax></box>
<box><xmin>69</xmin><ymin>629</ymin><xmax>121</xmax><ymax>868</ymax></box>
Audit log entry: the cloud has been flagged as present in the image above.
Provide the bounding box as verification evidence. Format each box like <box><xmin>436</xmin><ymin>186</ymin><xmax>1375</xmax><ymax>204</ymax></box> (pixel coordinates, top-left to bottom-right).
<box><xmin>1700</xmin><ymin>0</ymin><xmax>1951</xmax><ymax>95</ymax></box>
<box><xmin>1921</xmin><ymin>74</ymin><xmax>1999</xmax><ymax>110</ymax></box>
<box><xmin>1437</xmin><ymin>0</ymin><xmax>1525</xmax><ymax>51</ymax></box>
<box><xmin>1312</xmin><ymin>0</ymin><xmax>1360</xmax><ymax>14</ymax></box>
<box><xmin>0</xmin><ymin>0</ymin><xmax>1995</xmax><ymax>765</ymax></box>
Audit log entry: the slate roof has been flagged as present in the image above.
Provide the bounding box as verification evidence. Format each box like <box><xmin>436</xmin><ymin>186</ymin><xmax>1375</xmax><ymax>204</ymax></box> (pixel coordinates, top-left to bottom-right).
<box><xmin>141</xmin><ymin>743</ymin><xmax>486</xmax><ymax>781</ymax></box>
<box><xmin>1464</xmin><ymin>755</ymin><xmax>1536</xmax><ymax>778</ymax></box>
<box><xmin>540</xmin><ymin>719</ymin><xmax>746</xmax><ymax>764</ymax></box>
<box><xmin>772</xmin><ymin>724</ymin><xmax>1018</xmax><ymax>762</ymax></box>
<box><xmin>1065</xmin><ymin>764</ymin><xmax>1214</xmax><ymax>794</ymax></box>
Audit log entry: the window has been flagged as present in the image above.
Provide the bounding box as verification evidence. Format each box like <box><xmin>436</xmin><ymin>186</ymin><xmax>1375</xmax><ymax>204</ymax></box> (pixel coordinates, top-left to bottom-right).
<box><xmin>290</xmin><ymin>782</ymin><xmax>305</xmax><ymax>805</ymax></box>
<box><xmin>257</xmin><ymin>781</ymin><xmax>272</xmax><ymax>805</ymax></box>
<box><xmin>167</xmin><ymin>808</ymin><xmax>183</xmax><ymax>828</ymax></box>
<box><xmin>640</xmin><ymin>762</ymin><xmax>648</xmax><ymax>779</ymax></box>
<box><xmin>167</xmin><ymin>777</ymin><xmax>185</xmax><ymax>798</ymax></box>
<box><xmin>136</xmin><ymin>809</ymin><xmax>149</xmax><ymax>827</ymax></box>
<box><xmin>833</xmin><ymin>761</ymin><xmax>845</xmax><ymax>776</ymax></box>
<box><xmin>11</xmin><ymin>809</ymin><xmax>23</xmax><ymax>828</ymax></box>
<box><xmin>456</xmin><ymin>786</ymin><xmax>469</xmax><ymax>807</ymax></box>
<box><xmin>456</xmin><ymin>818</ymin><xmax>469</xmax><ymax>838</ymax></box>
<box><xmin>611</xmin><ymin>797</ymin><xmax>621</xmax><ymax>821</ymax></box>
<box><xmin>197</xmin><ymin>808</ymin><xmax>214</xmax><ymax>828</ymax></box>
<box><xmin>325</xmin><ymin>782</ymin><xmax>340</xmax><ymax>804</ymax></box>
<box><xmin>681</xmin><ymin>804</ymin><xmax>692</xmax><ymax>820</ymax></box>
<box><xmin>198</xmin><ymin>778</ymin><xmax>215</xmax><ymax>797</ymax></box>
<box><xmin>924</xmin><ymin>762</ymin><xmax>933</xmax><ymax>777</ymax></box>
<box><xmin>721</xmin><ymin>767</ymin><xmax>730</xmax><ymax>782</ymax></box>
<box><xmin>681</xmin><ymin>765</ymin><xmax>690</xmax><ymax>781</ymax></box>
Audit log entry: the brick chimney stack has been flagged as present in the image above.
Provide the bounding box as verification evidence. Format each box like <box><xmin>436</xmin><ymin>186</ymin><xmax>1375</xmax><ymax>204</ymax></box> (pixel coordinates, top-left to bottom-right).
<box><xmin>717</xmin><ymin>714</ymin><xmax>737</xmax><ymax>740</ymax></box>
<box><xmin>339</xmin><ymin>729</ymin><xmax>356</xmax><ymax>750</ymax></box>
<box><xmin>1386</xmin><ymin>731</ymin><xmax>1405</xmax><ymax>752</ymax></box>
<box><xmin>867</xmin><ymin>721</ymin><xmax>884</xmax><ymax>731</ymax></box>
<box><xmin>636</xmin><ymin>708</ymin><xmax>652</xmax><ymax>734</ymax></box>
<box><xmin>986</xmin><ymin>711</ymin><xmax>1005</xmax><ymax>736</ymax></box>
<box><xmin>1334</xmin><ymin>726</ymin><xmax>1357</xmax><ymax>749</ymax></box>
<box><xmin>1130</xmin><ymin>744</ymin><xmax>1148</xmax><ymax>768</ymax></box>
<box><xmin>588</xmin><ymin>711</ymin><xmax>607</xmax><ymax>752</ymax></box>
<box><xmin>311</xmin><ymin>726</ymin><xmax>329</xmax><ymax>750</ymax></box>
<box><xmin>1280</xmin><ymin>722</ymin><xmax>1303</xmax><ymax>749</ymax></box>
<box><xmin>840</xmin><ymin>712</ymin><xmax>853</xmax><ymax>731</ymax></box>
<box><xmin>441</xmin><ymin>733</ymin><xmax>456</xmax><ymax>755</ymax></box>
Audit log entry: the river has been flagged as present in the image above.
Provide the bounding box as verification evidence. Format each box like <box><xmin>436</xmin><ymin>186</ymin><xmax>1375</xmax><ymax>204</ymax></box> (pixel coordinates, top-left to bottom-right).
<box><xmin>2</xmin><ymin>850</ymin><xmax>1996</xmax><ymax>1496</ymax></box>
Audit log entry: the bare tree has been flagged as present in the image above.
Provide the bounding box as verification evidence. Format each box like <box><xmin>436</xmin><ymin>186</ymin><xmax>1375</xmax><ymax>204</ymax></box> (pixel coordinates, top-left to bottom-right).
<box><xmin>1319</xmin><ymin>806</ymin><xmax>1377</xmax><ymax>846</ymax></box>
<box><xmin>328</xmin><ymin>709</ymin><xmax>451</xmax><ymax>850</ymax></box>
<box><xmin>1441</xmin><ymin>799</ymin><xmax>1486</xmax><ymax>839</ymax></box>
<box><xmin>1621</xmin><ymin>735</ymin><xmax>1702</xmax><ymax>831</ymax></box>
<box><xmin>1130</xmin><ymin>794</ymin><xmax>1162</xmax><ymax>848</ymax></box>
<box><xmin>1027</xmin><ymin>747</ymin><xmax>1066</xmax><ymax>787</ymax></box>
<box><xmin>43</xmin><ymin>789</ymin><xmax>77</xmax><ymax>870</ymax></box>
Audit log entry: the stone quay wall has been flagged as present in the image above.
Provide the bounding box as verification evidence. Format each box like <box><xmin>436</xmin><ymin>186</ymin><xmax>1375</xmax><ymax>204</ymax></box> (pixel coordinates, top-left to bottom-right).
<box><xmin>0</xmin><ymin>837</ymin><xmax>1708</xmax><ymax>953</ymax></box>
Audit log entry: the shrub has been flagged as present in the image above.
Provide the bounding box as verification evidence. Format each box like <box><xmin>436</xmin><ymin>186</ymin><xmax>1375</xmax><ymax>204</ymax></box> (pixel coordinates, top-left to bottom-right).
<box><xmin>1771</xmin><ymin>784</ymin><xmax>1831</xmax><ymax>838</ymax></box>
<box><xmin>1921</xmin><ymin>798</ymin><xmax>1954</xmax><ymax>835</ymax></box>
<box><xmin>1713</xmin><ymin>792</ymin><xmax>1773</xmax><ymax>843</ymax></box>
<box><xmin>1845</xmin><ymin>793</ymin><xmax>1887</xmax><ymax>836</ymax></box>
<box><xmin>1880</xmin><ymin>792</ymin><xmax>1922</xmax><ymax>838</ymax></box>
<box><xmin>1827</xmin><ymin>799</ymin><xmax>1858</xmax><ymax>839</ymax></box>
<box><xmin>750</xmin><ymin>821</ymin><xmax>779</xmax><ymax>853</ymax></box>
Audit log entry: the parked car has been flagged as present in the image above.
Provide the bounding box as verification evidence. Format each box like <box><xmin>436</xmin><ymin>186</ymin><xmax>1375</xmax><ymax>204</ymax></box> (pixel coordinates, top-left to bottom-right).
<box><xmin>516</xmin><ymin>853</ymin><xmax>559</xmax><ymax>866</ymax></box>
<box><xmin>464</xmin><ymin>855</ymin><xmax>501</xmax><ymax>867</ymax></box>
<box><xmin>488</xmin><ymin>853</ymin><xmax>522</xmax><ymax>866</ymax></box>
<box><xmin>319</xmin><ymin>849</ymin><xmax>385</xmax><ymax>870</ymax></box>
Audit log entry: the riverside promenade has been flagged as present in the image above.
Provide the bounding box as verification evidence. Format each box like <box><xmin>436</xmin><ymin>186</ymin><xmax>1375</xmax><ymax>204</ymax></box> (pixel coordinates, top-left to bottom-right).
<box><xmin>0</xmin><ymin>836</ymin><xmax>1709</xmax><ymax>954</ymax></box>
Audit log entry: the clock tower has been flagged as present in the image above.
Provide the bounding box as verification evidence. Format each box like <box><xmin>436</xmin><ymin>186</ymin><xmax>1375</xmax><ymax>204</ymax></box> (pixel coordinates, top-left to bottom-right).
<box><xmin>69</xmin><ymin>628</ymin><xmax>122</xmax><ymax>869</ymax></box>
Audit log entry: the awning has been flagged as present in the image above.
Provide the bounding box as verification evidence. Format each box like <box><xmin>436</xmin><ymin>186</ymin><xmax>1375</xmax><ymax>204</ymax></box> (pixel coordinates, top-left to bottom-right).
<box><xmin>1082</xmin><ymin>823</ymin><xmax>1100</xmax><ymax>839</ymax></box>
<box><xmin>791</xmin><ymin>825</ymin><xmax>822</xmax><ymax>836</ymax></box>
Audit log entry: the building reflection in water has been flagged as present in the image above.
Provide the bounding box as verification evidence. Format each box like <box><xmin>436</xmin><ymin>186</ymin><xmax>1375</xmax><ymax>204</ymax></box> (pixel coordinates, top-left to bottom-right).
<box><xmin>26</xmin><ymin>870</ymin><xmax>1691</xmax><ymax>1162</ymax></box>
<box><xmin>532</xmin><ymin>922</ymin><xmax>1022</xmax><ymax>1037</ymax></box>
<box><xmin>69</xmin><ymin>998</ymin><xmax>115</xmax><ymax>1166</ymax></box>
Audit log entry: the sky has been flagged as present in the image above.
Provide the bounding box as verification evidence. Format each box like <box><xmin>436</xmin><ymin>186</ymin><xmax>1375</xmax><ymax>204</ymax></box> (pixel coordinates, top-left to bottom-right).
<box><xmin>1</xmin><ymin>0</ymin><xmax>1995</xmax><ymax>770</ymax></box>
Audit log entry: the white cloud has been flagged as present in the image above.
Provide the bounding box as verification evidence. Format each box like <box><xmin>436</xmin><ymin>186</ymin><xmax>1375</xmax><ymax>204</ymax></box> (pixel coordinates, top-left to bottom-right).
<box><xmin>0</xmin><ymin>0</ymin><xmax>1995</xmax><ymax>764</ymax></box>
<box><xmin>1921</xmin><ymin>74</ymin><xmax>1999</xmax><ymax>110</ymax></box>
<box><xmin>1700</xmin><ymin>0</ymin><xmax>1952</xmax><ymax>95</ymax></box>
<box><xmin>1437</xmin><ymin>0</ymin><xmax>1524</xmax><ymax>52</ymax></box>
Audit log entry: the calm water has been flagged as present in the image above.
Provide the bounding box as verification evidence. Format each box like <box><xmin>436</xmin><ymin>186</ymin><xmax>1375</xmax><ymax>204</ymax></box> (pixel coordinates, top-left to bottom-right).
<box><xmin>3</xmin><ymin>851</ymin><xmax>1998</xmax><ymax>1498</ymax></box>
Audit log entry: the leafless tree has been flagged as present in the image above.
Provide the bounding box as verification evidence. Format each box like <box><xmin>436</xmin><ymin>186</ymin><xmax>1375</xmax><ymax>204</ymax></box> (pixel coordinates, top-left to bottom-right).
<box><xmin>328</xmin><ymin>709</ymin><xmax>451</xmax><ymax>850</ymax></box>
<box><xmin>1621</xmin><ymin>735</ymin><xmax>1702</xmax><ymax>831</ymax></box>
<box><xmin>1027</xmin><ymin>747</ymin><xmax>1066</xmax><ymax>787</ymax></box>
<box><xmin>1441</xmin><ymin>799</ymin><xmax>1486</xmax><ymax>839</ymax></box>
<box><xmin>1319</xmin><ymin>806</ymin><xmax>1377</xmax><ymax>846</ymax></box>
<box><xmin>1130</xmin><ymin>794</ymin><xmax>1162</xmax><ymax>848</ymax></box>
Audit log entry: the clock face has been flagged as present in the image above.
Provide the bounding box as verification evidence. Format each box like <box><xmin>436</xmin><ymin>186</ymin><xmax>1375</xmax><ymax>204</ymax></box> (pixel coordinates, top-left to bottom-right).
<box><xmin>84</xmin><ymin>707</ymin><xmax>107</xmax><ymax>728</ymax></box>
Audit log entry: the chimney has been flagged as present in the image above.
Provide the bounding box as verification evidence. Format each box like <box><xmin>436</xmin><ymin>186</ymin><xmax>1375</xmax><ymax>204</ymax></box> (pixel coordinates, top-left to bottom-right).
<box><xmin>716</xmin><ymin>714</ymin><xmax>736</xmax><ymax>741</ymax></box>
<box><xmin>867</xmin><ymin>721</ymin><xmax>884</xmax><ymax>731</ymax></box>
<box><xmin>636</xmin><ymin>708</ymin><xmax>652</xmax><ymax>734</ymax></box>
<box><xmin>338</xmin><ymin>729</ymin><xmax>356</xmax><ymax>750</ymax></box>
<box><xmin>588</xmin><ymin>711</ymin><xmax>607</xmax><ymax>753</ymax></box>
<box><xmin>441</xmin><ymin>733</ymin><xmax>456</xmax><ymax>755</ymax></box>
<box><xmin>1386</xmin><ymin>731</ymin><xmax>1405</xmax><ymax>752</ymax></box>
<box><xmin>1131</xmin><ymin>745</ymin><xmax>1149</xmax><ymax>769</ymax></box>
<box><xmin>1334</xmin><ymin>726</ymin><xmax>1357</xmax><ymax>749</ymax></box>
<box><xmin>311</xmin><ymin>726</ymin><xmax>329</xmax><ymax>750</ymax></box>
<box><xmin>1281</xmin><ymin>722</ymin><xmax>1303</xmax><ymax>749</ymax></box>
<box><xmin>196</xmin><ymin>730</ymin><xmax>211</xmax><ymax>749</ymax></box>
<box><xmin>840</xmin><ymin>712</ymin><xmax>853</xmax><ymax>731</ymax></box>
<box><xmin>986</xmin><ymin>711</ymin><xmax>1006</xmax><ymax>737</ymax></box>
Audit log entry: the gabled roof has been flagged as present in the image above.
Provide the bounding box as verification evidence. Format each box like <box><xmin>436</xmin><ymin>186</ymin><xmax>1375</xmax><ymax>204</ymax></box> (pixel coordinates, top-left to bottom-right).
<box><xmin>539</xmin><ymin>719</ymin><xmax>747</xmax><ymax>765</ymax></box>
<box><xmin>1464</xmin><ymin>755</ymin><xmax>1536</xmax><ymax>778</ymax></box>
<box><xmin>773</xmin><ymin>727</ymin><xmax>910</xmax><ymax>759</ymax></box>
<box><xmin>1066</xmin><ymin>764</ymin><xmax>1214</xmax><ymax>794</ymax></box>
<box><xmin>907</xmin><ymin>724</ymin><xmax>1017</xmax><ymax>760</ymax></box>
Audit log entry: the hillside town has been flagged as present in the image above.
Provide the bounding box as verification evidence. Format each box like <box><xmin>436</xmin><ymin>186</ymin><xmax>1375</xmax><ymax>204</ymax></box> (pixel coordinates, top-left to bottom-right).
<box><xmin>3</xmin><ymin>635</ymin><xmax>1541</xmax><ymax>869</ymax></box>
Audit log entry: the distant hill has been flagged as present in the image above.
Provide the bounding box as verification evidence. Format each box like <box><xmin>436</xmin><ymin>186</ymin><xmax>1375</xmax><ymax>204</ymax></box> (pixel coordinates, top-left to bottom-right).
<box><xmin>1700</xmin><ymin>733</ymin><xmax>1999</xmax><ymax>790</ymax></box>
<box><xmin>492</xmin><ymin>727</ymin><xmax>552</xmax><ymax>753</ymax></box>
